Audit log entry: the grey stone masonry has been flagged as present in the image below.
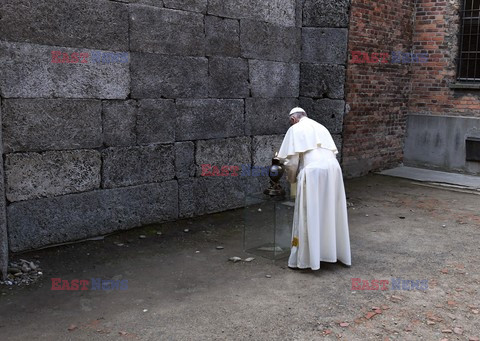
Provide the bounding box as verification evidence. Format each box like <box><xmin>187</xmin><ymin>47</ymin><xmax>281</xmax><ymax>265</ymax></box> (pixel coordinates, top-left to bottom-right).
<box><xmin>178</xmin><ymin>176</ymin><xmax>246</xmax><ymax>218</ymax></box>
<box><xmin>129</xmin><ymin>6</ymin><xmax>205</xmax><ymax>56</ymax></box>
<box><xmin>208</xmin><ymin>57</ymin><xmax>249</xmax><ymax>98</ymax></box>
<box><xmin>195</xmin><ymin>137</ymin><xmax>252</xmax><ymax>176</ymax></box>
<box><xmin>245</xmin><ymin>98</ymin><xmax>298</xmax><ymax>135</ymax></box>
<box><xmin>0</xmin><ymin>103</ymin><xmax>7</xmax><ymax>280</ymax></box>
<box><xmin>115</xmin><ymin>0</ymin><xmax>162</xmax><ymax>6</ymax></box>
<box><xmin>175</xmin><ymin>99</ymin><xmax>244</xmax><ymax>141</ymax></box>
<box><xmin>0</xmin><ymin>42</ymin><xmax>130</xmax><ymax>99</ymax></box>
<box><xmin>175</xmin><ymin>142</ymin><xmax>195</xmax><ymax>179</ymax></box>
<box><xmin>0</xmin><ymin>0</ymin><xmax>129</xmax><ymax>51</ymax></box>
<box><xmin>163</xmin><ymin>0</ymin><xmax>208</xmax><ymax>13</ymax></box>
<box><xmin>252</xmin><ymin>135</ymin><xmax>286</xmax><ymax>166</ymax></box>
<box><xmin>208</xmin><ymin>0</ymin><xmax>297</xmax><ymax>27</ymax></box>
<box><xmin>299</xmin><ymin>98</ymin><xmax>345</xmax><ymax>134</ymax></box>
<box><xmin>303</xmin><ymin>0</ymin><xmax>351</xmax><ymax>28</ymax></box>
<box><xmin>5</xmin><ymin>150</ymin><xmax>101</xmax><ymax>202</ymax></box>
<box><xmin>2</xmin><ymin>99</ymin><xmax>102</xmax><ymax>153</ymax></box>
<box><xmin>205</xmin><ymin>16</ymin><xmax>241</xmax><ymax>57</ymax></box>
<box><xmin>0</xmin><ymin>0</ymin><xmax>350</xmax><ymax>256</ymax></box>
<box><xmin>332</xmin><ymin>134</ymin><xmax>343</xmax><ymax>160</ymax></box>
<box><xmin>103</xmin><ymin>100</ymin><xmax>137</xmax><ymax>147</ymax></box>
<box><xmin>250</xmin><ymin>60</ymin><xmax>300</xmax><ymax>98</ymax></box>
<box><xmin>136</xmin><ymin>100</ymin><xmax>176</xmax><ymax>145</ymax></box>
<box><xmin>302</xmin><ymin>28</ymin><xmax>348</xmax><ymax>64</ymax></box>
<box><xmin>298</xmin><ymin>0</ymin><xmax>349</xmax><ymax>168</ymax></box>
<box><xmin>240</xmin><ymin>20</ymin><xmax>301</xmax><ymax>62</ymax></box>
<box><xmin>102</xmin><ymin>144</ymin><xmax>175</xmax><ymax>189</ymax></box>
<box><xmin>300</xmin><ymin>64</ymin><xmax>345</xmax><ymax>99</ymax></box>
<box><xmin>7</xmin><ymin>181</ymin><xmax>178</xmax><ymax>252</ymax></box>
<box><xmin>131</xmin><ymin>53</ymin><xmax>208</xmax><ymax>99</ymax></box>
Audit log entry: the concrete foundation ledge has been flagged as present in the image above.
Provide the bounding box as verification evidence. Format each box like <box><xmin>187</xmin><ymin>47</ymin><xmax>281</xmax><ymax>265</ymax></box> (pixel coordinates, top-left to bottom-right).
<box><xmin>404</xmin><ymin>114</ymin><xmax>480</xmax><ymax>175</ymax></box>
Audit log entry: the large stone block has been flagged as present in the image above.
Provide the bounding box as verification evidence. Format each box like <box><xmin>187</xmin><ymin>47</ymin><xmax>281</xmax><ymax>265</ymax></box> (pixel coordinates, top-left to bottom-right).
<box><xmin>130</xmin><ymin>6</ymin><xmax>205</xmax><ymax>56</ymax></box>
<box><xmin>332</xmin><ymin>134</ymin><xmax>343</xmax><ymax>160</ymax></box>
<box><xmin>252</xmin><ymin>135</ymin><xmax>285</xmax><ymax>166</ymax></box>
<box><xmin>7</xmin><ymin>181</ymin><xmax>178</xmax><ymax>251</ymax></box>
<box><xmin>205</xmin><ymin>16</ymin><xmax>240</xmax><ymax>57</ymax></box>
<box><xmin>303</xmin><ymin>0</ymin><xmax>350</xmax><ymax>28</ymax></box>
<box><xmin>240</xmin><ymin>20</ymin><xmax>301</xmax><ymax>62</ymax></box>
<box><xmin>8</xmin><ymin>190</ymin><xmax>101</xmax><ymax>252</ymax></box>
<box><xmin>116</xmin><ymin>0</ymin><xmax>162</xmax><ymax>6</ymax></box>
<box><xmin>103</xmin><ymin>181</ymin><xmax>178</xmax><ymax>230</ymax></box>
<box><xmin>178</xmin><ymin>177</ymin><xmax>245</xmax><ymax>218</ymax></box>
<box><xmin>207</xmin><ymin>0</ymin><xmax>297</xmax><ymax>27</ymax></box>
<box><xmin>103</xmin><ymin>100</ymin><xmax>137</xmax><ymax>147</ymax></box>
<box><xmin>102</xmin><ymin>145</ymin><xmax>175</xmax><ymax>188</ymax></box>
<box><xmin>0</xmin><ymin>42</ymin><xmax>130</xmax><ymax>99</ymax></box>
<box><xmin>245</xmin><ymin>98</ymin><xmax>298</xmax><ymax>135</ymax></box>
<box><xmin>299</xmin><ymin>98</ymin><xmax>345</xmax><ymax>134</ymax></box>
<box><xmin>0</xmin><ymin>0</ymin><xmax>128</xmax><ymax>51</ymax></box>
<box><xmin>250</xmin><ymin>60</ymin><xmax>299</xmax><ymax>98</ymax></box>
<box><xmin>175</xmin><ymin>142</ymin><xmax>195</xmax><ymax>179</ymax></box>
<box><xmin>2</xmin><ymin>99</ymin><xmax>102</xmax><ymax>153</ymax></box>
<box><xmin>244</xmin><ymin>176</ymin><xmax>267</xmax><ymax>197</ymax></box>
<box><xmin>0</xmin><ymin>190</ymin><xmax>5</xmax><ymax>279</ymax></box>
<box><xmin>163</xmin><ymin>0</ymin><xmax>207</xmax><ymax>12</ymax></box>
<box><xmin>5</xmin><ymin>150</ymin><xmax>101</xmax><ymax>202</ymax></box>
<box><xmin>178</xmin><ymin>179</ymin><xmax>196</xmax><ymax>218</ymax></box>
<box><xmin>176</xmin><ymin>99</ymin><xmax>244</xmax><ymax>140</ymax></box>
<box><xmin>295</xmin><ymin>0</ymin><xmax>304</xmax><ymax>27</ymax></box>
<box><xmin>137</xmin><ymin>100</ymin><xmax>176</xmax><ymax>145</ymax></box>
<box><xmin>302</xmin><ymin>28</ymin><xmax>348</xmax><ymax>64</ymax></box>
<box><xmin>0</xmin><ymin>104</ymin><xmax>7</xmax><ymax>280</ymax></box>
<box><xmin>208</xmin><ymin>57</ymin><xmax>249</xmax><ymax>98</ymax></box>
<box><xmin>196</xmin><ymin>137</ymin><xmax>252</xmax><ymax>176</ymax></box>
<box><xmin>300</xmin><ymin>63</ymin><xmax>345</xmax><ymax>99</ymax></box>
<box><xmin>113</xmin><ymin>0</ymin><xmax>162</xmax><ymax>6</ymax></box>
<box><xmin>131</xmin><ymin>53</ymin><xmax>208</xmax><ymax>99</ymax></box>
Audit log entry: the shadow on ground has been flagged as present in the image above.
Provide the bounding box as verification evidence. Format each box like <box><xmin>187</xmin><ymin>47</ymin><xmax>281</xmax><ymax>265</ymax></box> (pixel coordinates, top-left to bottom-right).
<box><xmin>0</xmin><ymin>175</ymin><xmax>479</xmax><ymax>340</ymax></box>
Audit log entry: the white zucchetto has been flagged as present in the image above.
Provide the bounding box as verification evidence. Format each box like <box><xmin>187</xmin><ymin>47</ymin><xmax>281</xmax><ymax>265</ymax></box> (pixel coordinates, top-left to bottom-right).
<box><xmin>289</xmin><ymin>107</ymin><xmax>306</xmax><ymax>116</ymax></box>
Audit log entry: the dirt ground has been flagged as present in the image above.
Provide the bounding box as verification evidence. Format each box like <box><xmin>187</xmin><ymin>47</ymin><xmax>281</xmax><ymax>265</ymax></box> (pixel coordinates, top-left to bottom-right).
<box><xmin>0</xmin><ymin>174</ymin><xmax>479</xmax><ymax>341</ymax></box>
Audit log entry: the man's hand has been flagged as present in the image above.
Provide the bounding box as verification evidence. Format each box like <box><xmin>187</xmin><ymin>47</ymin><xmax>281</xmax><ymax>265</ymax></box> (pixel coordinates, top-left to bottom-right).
<box><xmin>282</xmin><ymin>155</ymin><xmax>299</xmax><ymax>184</ymax></box>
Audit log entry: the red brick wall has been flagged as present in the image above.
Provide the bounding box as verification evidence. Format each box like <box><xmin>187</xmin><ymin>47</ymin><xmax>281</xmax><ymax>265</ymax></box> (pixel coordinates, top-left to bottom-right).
<box><xmin>343</xmin><ymin>0</ymin><xmax>415</xmax><ymax>177</ymax></box>
<box><xmin>409</xmin><ymin>0</ymin><xmax>480</xmax><ymax>116</ymax></box>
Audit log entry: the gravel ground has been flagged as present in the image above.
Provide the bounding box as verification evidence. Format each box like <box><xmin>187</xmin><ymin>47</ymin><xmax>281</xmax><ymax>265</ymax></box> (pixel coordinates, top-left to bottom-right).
<box><xmin>0</xmin><ymin>174</ymin><xmax>479</xmax><ymax>341</ymax></box>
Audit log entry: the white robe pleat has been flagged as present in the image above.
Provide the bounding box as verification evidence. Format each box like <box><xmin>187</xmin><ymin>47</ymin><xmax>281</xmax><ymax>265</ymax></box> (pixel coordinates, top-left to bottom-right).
<box><xmin>278</xmin><ymin>117</ymin><xmax>351</xmax><ymax>270</ymax></box>
<box><xmin>287</xmin><ymin>149</ymin><xmax>351</xmax><ymax>270</ymax></box>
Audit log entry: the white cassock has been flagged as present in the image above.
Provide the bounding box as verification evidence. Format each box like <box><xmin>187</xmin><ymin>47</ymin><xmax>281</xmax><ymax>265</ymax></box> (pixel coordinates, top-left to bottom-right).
<box><xmin>278</xmin><ymin>117</ymin><xmax>351</xmax><ymax>270</ymax></box>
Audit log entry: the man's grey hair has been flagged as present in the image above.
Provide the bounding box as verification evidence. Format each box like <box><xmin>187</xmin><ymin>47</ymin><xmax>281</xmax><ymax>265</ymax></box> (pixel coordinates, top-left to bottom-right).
<box><xmin>291</xmin><ymin>111</ymin><xmax>307</xmax><ymax>120</ymax></box>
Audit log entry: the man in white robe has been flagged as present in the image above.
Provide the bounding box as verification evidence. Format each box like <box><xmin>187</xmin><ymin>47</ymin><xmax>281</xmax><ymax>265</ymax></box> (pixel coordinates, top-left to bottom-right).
<box><xmin>278</xmin><ymin>107</ymin><xmax>351</xmax><ymax>270</ymax></box>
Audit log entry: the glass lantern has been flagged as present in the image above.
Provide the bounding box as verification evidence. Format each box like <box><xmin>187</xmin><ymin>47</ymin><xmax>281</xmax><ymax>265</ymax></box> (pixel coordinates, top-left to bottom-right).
<box><xmin>243</xmin><ymin>192</ymin><xmax>295</xmax><ymax>260</ymax></box>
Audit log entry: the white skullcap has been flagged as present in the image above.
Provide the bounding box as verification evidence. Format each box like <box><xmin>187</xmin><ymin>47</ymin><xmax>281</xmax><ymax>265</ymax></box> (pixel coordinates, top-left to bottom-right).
<box><xmin>289</xmin><ymin>107</ymin><xmax>306</xmax><ymax>116</ymax></box>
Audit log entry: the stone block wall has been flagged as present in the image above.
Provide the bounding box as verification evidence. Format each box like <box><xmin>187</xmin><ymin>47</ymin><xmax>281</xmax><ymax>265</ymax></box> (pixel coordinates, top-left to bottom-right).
<box><xmin>300</xmin><ymin>0</ymin><xmax>350</xmax><ymax>161</ymax></box>
<box><xmin>0</xmin><ymin>0</ymin><xmax>351</xmax><ymax>275</ymax></box>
